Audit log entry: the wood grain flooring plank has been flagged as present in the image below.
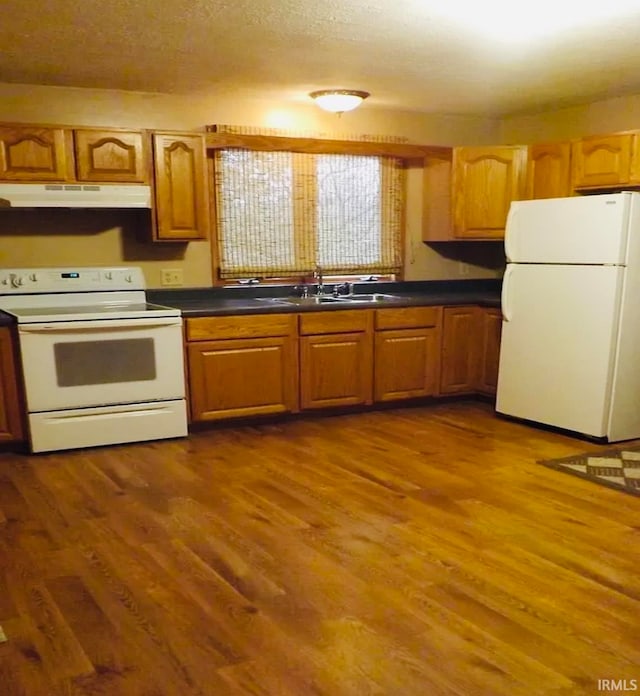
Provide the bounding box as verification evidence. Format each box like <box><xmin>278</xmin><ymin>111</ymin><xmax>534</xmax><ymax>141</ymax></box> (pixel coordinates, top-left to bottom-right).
<box><xmin>73</xmin><ymin>541</ymin><xmax>228</xmax><ymax>696</ymax></box>
<box><xmin>392</xmin><ymin>520</ymin><xmax>640</xmax><ymax>676</ymax></box>
<box><xmin>1</xmin><ymin>401</ymin><xmax>638</xmax><ymax>695</ymax></box>
<box><xmin>45</xmin><ymin>573</ymin><xmax>169</xmax><ymax>696</ymax></box>
<box><xmin>0</xmin><ymin>616</ymin><xmax>70</xmax><ymax>696</ymax></box>
<box><xmin>6</xmin><ymin>575</ymin><xmax>94</xmax><ymax>681</ymax></box>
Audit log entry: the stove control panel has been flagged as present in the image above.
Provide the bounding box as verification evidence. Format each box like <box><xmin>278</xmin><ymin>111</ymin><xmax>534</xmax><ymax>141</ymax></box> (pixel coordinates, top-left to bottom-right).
<box><xmin>0</xmin><ymin>267</ymin><xmax>145</xmax><ymax>294</ymax></box>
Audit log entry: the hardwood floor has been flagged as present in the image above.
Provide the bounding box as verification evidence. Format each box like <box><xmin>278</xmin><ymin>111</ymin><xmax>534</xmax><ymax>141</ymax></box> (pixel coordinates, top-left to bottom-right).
<box><xmin>0</xmin><ymin>401</ymin><xmax>638</xmax><ymax>695</ymax></box>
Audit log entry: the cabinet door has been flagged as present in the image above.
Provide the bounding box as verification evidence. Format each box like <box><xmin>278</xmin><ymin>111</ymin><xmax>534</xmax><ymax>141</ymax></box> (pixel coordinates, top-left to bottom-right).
<box><xmin>0</xmin><ymin>328</ymin><xmax>24</xmax><ymax>442</ymax></box>
<box><xmin>525</xmin><ymin>142</ymin><xmax>571</xmax><ymax>199</ymax></box>
<box><xmin>300</xmin><ymin>332</ymin><xmax>373</xmax><ymax>409</ymax></box>
<box><xmin>452</xmin><ymin>146</ymin><xmax>526</xmax><ymax>239</ymax></box>
<box><xmin>476</xmin><ymin>308</ymin><xmax>503</xmax><ymax>396</ymax></box>
<box><xmin>439</xmin><ymin>306</ymin><xmax>479</xmax><ymax>394</ymax></box>
<box><xmin>571</xmin><ymin>134</ymin><xmax>633</xmax><ymax>189</ymax></box>
<box><xmin>152</xmin><ymin>132</ymin><xmax>210</xmax><ymax>241</ymax></box>
<box><xmin>74</xmin><ymin>129</ymin><xmax>149</xmax><ymax>182</ymax></box>
<box><xmin>0</xmin><ymin>126</ymin><xmax>70</xmax><ymax>181</ymax></box>
<box><xmin>188</xmin><ymin>335</ymin><xmax>298</xmax><ymax>421</ymax></box>
<box><xmin>629</xmin><ymin>136</ymin><xmax>640</xmax><ymax>185</ymax></box>
<box><xmin>374</xmin><ymin>328</ymin><xmax>439</xmax><ymax>402</ymax></box>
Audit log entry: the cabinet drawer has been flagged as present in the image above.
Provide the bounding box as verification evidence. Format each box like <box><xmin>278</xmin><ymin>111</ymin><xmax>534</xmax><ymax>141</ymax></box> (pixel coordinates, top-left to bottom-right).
<box><xmin>375</xmin><ymin>306</ymin><xmax>441</xmax><ymax>330</ymax></box>
<box><xmin>299</xmin><ymin>309</ymin><xmax>372</xmax><ymax>335</ymax></box>
<box><xmin>186</xmin><ymin>313</ymin><xmax>296</xmax><ymax>341</ymax></box>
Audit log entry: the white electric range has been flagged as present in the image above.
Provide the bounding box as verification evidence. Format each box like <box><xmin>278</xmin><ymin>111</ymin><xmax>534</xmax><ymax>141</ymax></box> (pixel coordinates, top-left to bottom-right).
<box><xmin>0</xmin><ymin>266</ymin><xmax>188</xmax><ymax>453</ymax></box>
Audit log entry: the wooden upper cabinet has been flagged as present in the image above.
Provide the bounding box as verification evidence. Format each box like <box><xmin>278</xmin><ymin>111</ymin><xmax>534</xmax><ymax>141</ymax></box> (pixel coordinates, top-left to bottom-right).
<box><xmin>74</xmin><ymin>129</ymin><xmax>149</xmax><ymax>182</ymax></box>
<box><xmin>422</xmin><ymin>155</ymin><xmax>454</xmax><ymax>242</ymax></box>
<box><xmin>452</xmin><ymin>146</ymin><xmax>527</xmax><ymax>239</ymax></box>
<box><xmin>629</xmin><ymin>136</ymin><xmax>640</xmax><ymax>185</ymax></box>
<box><xmin>0</xmin><ymin>126</ymin><xmax>70</xmax><ymax>181</ymax></box>
<box><xmin>525</xmin><ymin>142</ymin><xmax>572</xmax><ymax>199</ymax></box>
<box><xmin>571</xmin><ymin>134</ymin><xmax>634</xmax><ymax>189</ymax></box>
<box><xmin>152</xmin><ymin>132</ymin><xmax>210</xmax><ymax>241</ymax></box>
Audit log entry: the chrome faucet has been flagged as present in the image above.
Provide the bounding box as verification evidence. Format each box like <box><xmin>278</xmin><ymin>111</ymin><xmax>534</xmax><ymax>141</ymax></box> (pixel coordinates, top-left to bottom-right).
<box><xmin>313</xmin><ymin>265</ymin><xmax>324</xmax><ymax>296</ymax></box>
<box><xmin>333</xmin><ymin>281</ymin><xmax>353</xmax><ymax>297</ymax></box>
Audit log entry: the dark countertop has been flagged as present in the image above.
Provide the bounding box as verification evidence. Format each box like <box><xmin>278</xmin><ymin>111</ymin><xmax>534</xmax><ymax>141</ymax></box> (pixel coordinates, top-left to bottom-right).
<box><xmin>148</xmin><ymin>279</ymin><xmax>502</xmax><ymax>317</ymax></box>
<box><xmin>0</xmin><ymin>281</ymin><xmax>501</xmax><ymax>324</ymax></box>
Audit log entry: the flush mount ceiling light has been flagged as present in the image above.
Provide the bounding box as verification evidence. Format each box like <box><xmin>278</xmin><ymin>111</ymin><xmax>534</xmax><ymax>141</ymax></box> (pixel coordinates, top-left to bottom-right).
<box><xmin>309</xmin><ymin>90</ymin><xmax>370</xmax><ymax>113</ymax></box>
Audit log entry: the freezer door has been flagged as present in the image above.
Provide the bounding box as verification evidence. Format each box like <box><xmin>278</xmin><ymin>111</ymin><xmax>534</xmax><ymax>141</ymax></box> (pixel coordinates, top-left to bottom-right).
<box><xmin>505</xmin><ymin>192</ymin><xmax>634</xmax><ymax>265</ymax></box>
<box><xmin>496</xmin><ymin>263</ymin><xmax>623</xmax><ymax>438</ymax></box>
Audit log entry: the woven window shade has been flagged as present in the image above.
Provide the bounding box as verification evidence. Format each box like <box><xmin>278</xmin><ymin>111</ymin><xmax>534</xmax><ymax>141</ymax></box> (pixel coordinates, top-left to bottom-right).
<box><xmin>214</xmin><ymin>132</ymin><xmax>404</xmax><ymax>279</ymax></box>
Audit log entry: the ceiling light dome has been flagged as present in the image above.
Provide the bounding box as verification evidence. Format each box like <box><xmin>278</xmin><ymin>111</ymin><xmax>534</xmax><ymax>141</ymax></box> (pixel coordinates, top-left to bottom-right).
<box><xmin>309</xmin><ymin>89</ymin><xmax>370</xmax><ymax>113</ymax></box>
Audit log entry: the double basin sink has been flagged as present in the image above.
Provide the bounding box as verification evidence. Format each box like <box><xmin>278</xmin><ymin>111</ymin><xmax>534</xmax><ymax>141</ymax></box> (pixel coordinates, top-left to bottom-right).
<box><xmin>258</xmin><ymin>293</ymin><xmax>406</xmax><ymax>306</ymax></box>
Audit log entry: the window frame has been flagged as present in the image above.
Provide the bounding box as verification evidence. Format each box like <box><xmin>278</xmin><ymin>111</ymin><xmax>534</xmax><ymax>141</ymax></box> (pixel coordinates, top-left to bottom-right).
<box><xmin>205</xmin><ymin>131</ymin><xmax>451</xmax><ymax>286</ymax></box>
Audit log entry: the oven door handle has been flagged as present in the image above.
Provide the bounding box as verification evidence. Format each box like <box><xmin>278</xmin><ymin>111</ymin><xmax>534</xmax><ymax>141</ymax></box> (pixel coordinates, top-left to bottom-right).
<box><xmin>18</xmin><ymin>317</ymin><xmax>182</xmax><ymax>333</ymax></box>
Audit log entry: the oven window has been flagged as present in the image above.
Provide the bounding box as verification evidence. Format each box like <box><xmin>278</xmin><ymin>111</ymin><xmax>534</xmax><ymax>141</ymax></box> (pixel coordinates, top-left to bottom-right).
<box><xmin>54</xmin><ymin>338</ymin><xmax>157</xmax><ymax>387</ymax></box>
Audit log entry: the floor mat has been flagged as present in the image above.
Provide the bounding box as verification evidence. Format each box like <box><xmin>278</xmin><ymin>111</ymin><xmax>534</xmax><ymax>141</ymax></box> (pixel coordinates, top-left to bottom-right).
<box><xmin>538</xmin><ymin>447</ymin><xmax>640</xmax><ymax>497</ymax></box>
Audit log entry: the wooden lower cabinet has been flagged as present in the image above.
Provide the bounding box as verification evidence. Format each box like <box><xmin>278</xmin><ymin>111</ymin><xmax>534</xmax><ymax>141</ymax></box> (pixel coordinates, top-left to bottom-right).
<box><xmin>477</xmin><ymin>308</ymin><xmax>503</xmax><ymax>396</ymax></box>
<box><xmin>374</xmin><ymin>329</ymin><xmax>439</xmax><ymax>401</ymax></box>
<box><xmin>0</xmin><ymin>328</ymin><xmax>24</xmax><ymax>442</ymax></box>
<box><xmin>300</xmin><ymin>333</ymin><xmax>372</xmax><ymax>409</ymax></box>
<box><xmin>186</xmin><ymin>314</ymin><xmax>298</xmax><ymax>421</ymax></box>
<box><xmin>440</xmin><ymin>306</ymin><xmax>503</xmax><ymax>396</ymax></box>
<box><xmin>374</xmin><ymin>306</ymin><xmax>442</xmax><ymax>402</ymax></box>
<box><xmin>299</xmin><ymin>310</ymin><xmax>373</xmax><ymax>409</ymax></box>
<box><xmin>188</xmin><ymin>336</ymin><xmax>297</xmax><ymax>420</ymax></box>
<box><xmin>185</xmin><ymin>303</ymin><xmax>501</xmax><ymax>424</ymax></box>
<box><xmin>440</xmin><ymin>306</ymin><xmax>479</xmax><ymax>394</ymax></box>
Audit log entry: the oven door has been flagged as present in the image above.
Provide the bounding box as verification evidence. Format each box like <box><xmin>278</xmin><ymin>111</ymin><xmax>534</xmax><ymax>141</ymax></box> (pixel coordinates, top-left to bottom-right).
<box><xmin>18</xmin><ymin>316</ymin><xmax>185</xmax><ymax>412</ymax></box>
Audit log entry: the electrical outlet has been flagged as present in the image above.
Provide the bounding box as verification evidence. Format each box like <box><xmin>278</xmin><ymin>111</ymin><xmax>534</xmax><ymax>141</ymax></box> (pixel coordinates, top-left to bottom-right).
<box><xmin>161</xmin><ymin>268</ymin><xmax>184</xmax><ymax>286</ymax></box>
<box><xmin>458</xmin><ymin>262</ymin><xmax>470</xmax><ymax>276</ymax></box>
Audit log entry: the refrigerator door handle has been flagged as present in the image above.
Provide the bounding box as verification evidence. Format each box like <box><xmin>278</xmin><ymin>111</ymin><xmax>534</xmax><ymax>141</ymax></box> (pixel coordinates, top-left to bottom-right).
<box><xmin>504</xmin><ymin>206</ymin><xmax>517</xmax><ymax>262</ymax></box>
<box><xmin>501</xmin><ymin>265</ymin><xmax>514</xmax><ymax>322</ymax></box>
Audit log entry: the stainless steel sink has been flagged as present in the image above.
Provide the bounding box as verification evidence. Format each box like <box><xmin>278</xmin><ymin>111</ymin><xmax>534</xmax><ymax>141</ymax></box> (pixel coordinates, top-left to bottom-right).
<box><xmin>257</xmin><ymin>295</ymin><xmax>344</xmax><ymax>305</ymax></box>
<box><xmin>336</xmin><ymin>293</ymin><xmax>404</xmax><ymax>303</ymax></box>
<box><xmin>256</xmin><ymin>293</ymin><xmax>405</xmax><ymax>305</ymax></box>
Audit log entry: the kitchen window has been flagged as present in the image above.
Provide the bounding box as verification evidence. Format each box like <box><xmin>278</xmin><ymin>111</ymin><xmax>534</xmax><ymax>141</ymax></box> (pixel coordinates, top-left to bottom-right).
<box><xmin>213</xmin><ymin>148</ymin><xmax>404</xmax><ymax>281</ymax></box>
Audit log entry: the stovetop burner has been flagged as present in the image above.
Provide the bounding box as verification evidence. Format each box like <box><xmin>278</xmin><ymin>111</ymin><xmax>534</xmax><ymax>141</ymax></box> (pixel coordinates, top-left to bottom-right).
<box><xmin>0</xmin><ymin>266</ymin><xmax>180</xmax><ymax>322</ymax></box>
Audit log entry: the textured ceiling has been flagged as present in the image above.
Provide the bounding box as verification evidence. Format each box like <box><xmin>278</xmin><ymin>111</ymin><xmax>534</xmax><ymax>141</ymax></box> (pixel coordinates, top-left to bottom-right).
<box><xmin>2</xmin><ymin>0</ymin><xmax>640</xmax><ymax>116</ymax></box>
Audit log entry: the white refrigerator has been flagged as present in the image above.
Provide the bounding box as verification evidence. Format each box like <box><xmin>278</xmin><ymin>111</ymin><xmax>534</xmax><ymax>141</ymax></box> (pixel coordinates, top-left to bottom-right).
<box><xmin>496</xmin><ymin>191</ymin><xmax>640</xmax><ymax>442</ymax></box>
